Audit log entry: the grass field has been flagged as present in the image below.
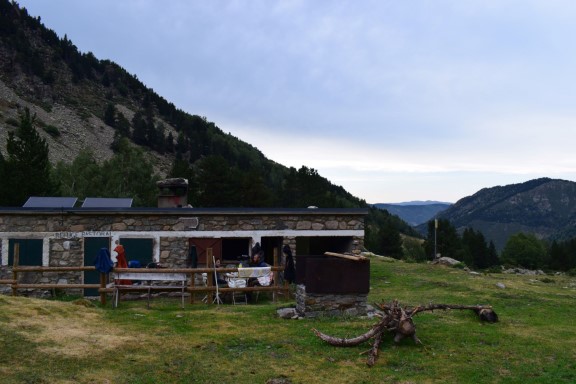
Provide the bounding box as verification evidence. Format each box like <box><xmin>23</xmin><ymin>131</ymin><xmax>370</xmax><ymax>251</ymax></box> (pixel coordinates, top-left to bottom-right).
<box><xmin>1</xmin><ymin>257</ymin><xmax>576</xmax><ymax>384</ymax></box>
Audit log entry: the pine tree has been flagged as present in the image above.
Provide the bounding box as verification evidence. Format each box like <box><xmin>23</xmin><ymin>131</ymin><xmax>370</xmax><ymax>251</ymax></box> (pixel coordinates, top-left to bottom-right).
<box><xmin>423</xmin><ymin>219</ymin><xmax>463</xmax><ymax>261</ymax></box>
<box><xmin>131</xmin><ymin>111</ymin><xmax>148</xmax><ymax>146</ymax></box>
<box><xmin>103</xmin><ymin>103</ymin><xmax>116</xmax><ymax>127</ymax></box>
<box><xmin>101</xmin><ymin>138</ymin><xmax>159</xmax><ymax>206</ymax></box>
<box><xmin>3</xmin><ymin>108</ymin><xmax>57</xmax><ymax>206</ymax></box>
<box><xmin>378</xmin><ymin>221</ymin><xmax>404</xmax><ymax>259</ymax></box>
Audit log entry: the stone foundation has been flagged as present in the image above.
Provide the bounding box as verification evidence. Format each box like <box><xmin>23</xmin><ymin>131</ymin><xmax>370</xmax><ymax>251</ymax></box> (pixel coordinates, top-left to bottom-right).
<box><xmin>295</xmin><ymin>284</ymin><xmax>367</xmax><ymax>318</ymax></box>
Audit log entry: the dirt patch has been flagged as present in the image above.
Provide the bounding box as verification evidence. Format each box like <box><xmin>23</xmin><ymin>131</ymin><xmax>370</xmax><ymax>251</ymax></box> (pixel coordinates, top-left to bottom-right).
<box><xmin>0</xmin><ymin>295</ymin><xmax>138</xmax><ymax>358</ymax></box>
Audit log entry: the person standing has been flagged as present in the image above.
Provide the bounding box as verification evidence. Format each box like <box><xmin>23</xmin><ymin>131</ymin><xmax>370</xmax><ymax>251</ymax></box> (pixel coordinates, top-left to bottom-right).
<box><xmin>113</xmin><ymin>240</ymin><xmax>131</xmax><ymax>285</ymax></box>
<box><xmin>282</xmin><ymin>244</ymin><xmax>296</xmax><ymax>284</ymax></box>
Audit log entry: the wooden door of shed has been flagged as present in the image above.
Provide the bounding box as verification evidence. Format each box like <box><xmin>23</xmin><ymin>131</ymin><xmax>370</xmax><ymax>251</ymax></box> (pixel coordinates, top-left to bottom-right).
<box><xmin>188</xmin><ymin>238</ymin><xmax>222</xmax><ymax>266</ymax></box>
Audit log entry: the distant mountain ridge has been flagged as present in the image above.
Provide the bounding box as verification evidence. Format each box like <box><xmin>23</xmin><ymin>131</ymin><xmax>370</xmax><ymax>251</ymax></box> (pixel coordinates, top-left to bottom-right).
<box><xmin>385</xmin><ymin>200</ymin><xmax>452</xmax><ymax>206</ymax></box>
<box><xmin>373</xmin><ymin>202</ymin><xmax>451</xmax><ymax>226</ymax></box>
<box><xmin>417</xmin><ymin>177</ymin><xmax>576</xmax><ymax>250</ymax></box>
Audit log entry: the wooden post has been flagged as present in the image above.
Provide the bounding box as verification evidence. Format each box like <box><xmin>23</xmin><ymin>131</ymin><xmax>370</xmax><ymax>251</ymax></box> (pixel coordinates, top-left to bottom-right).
<box><xmin>189</xmin><ymin>270</ymin><xmax>196</xmax><ymax>304</ymax></box>
<box><xmin>206</xmin><ymin>248</ymin><xmax>213</xmax><ymax>304</ymax></box>
<box><xmin>99</xmin><ymin>272</ymin><xmax>107</xmax><ymax>305</ymax></box>
<box><xmin>273</xmin><ymin>247</ymin><xmax>279</xmax><ymax>303</ymax></box>
<box><xmin>12</xmin><ymin>243</ymin><xmax>19</xmax><ymax>296</ymax></box>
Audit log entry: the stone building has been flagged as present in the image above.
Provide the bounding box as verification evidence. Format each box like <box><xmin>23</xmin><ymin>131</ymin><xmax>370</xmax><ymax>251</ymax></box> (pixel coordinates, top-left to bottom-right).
<box><xmin>0</xmin><ymin>205</ymin><xmax>367</xmax><ymax>296</ymax></box>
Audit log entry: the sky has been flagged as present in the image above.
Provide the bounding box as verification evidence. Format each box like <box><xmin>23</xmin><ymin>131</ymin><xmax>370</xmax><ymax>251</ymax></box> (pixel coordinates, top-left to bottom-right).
<box><xmin>17</xmin><ymin>0</ymin><xmax>576</xmax><ymax>204</ymax></box>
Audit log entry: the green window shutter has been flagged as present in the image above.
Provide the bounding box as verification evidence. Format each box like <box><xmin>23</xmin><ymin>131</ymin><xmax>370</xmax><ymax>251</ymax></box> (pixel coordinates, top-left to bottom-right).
<box><xmin>8</xmin><ymin>239</ymin><xmax>43</xmax><ymax>266</ymax></box>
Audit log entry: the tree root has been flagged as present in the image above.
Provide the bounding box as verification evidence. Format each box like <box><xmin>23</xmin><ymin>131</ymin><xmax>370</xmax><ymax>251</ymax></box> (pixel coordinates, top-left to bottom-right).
<box><xmin>312</xmin><ymin>300</ymin><xmax>498</xmax><ymax>367</ymax></box>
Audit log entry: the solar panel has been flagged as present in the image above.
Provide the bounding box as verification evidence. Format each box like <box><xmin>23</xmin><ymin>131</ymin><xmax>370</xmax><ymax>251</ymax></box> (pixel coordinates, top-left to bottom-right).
<box><xmin>23</xmin><ymin>196</ymin><xmax>78</xmax><ymax>208</ymax></box>
<box><xmin>82</xmin><ymin>197</ymin><xmax>133</xmax><ymax>208</ymax></box>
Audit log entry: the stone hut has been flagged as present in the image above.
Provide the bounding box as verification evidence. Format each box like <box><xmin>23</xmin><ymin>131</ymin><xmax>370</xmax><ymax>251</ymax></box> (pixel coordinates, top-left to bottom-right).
<box><xmin>0</xmin><ymin>206</ymin><xmax>367</xmax><ymax>296</ymax></box>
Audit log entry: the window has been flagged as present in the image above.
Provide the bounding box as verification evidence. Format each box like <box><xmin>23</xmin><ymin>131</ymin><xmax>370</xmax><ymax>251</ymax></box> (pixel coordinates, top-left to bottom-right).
<box><xmin>8</xmin><ymin>239</ymin><xmax>43</xmax><ymax>266</ymax></box>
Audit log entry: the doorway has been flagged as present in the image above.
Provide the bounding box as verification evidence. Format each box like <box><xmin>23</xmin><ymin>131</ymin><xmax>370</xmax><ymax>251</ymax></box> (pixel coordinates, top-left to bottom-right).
<box><xmin>84</xmin><ymin>237</ymin><xmax>110</xmax><ymax>296</ymax></box>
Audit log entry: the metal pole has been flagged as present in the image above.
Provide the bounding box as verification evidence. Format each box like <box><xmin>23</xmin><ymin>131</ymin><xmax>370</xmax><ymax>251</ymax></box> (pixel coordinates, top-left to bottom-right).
<box><xmin>434</xmin><ymin>219</ymin><xmax>438</xmax><ymax>259</ymax></box>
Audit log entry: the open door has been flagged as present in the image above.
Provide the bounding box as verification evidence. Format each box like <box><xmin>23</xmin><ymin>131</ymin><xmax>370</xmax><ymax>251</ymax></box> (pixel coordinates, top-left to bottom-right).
<box><xmin>261</xmin><ymin>237</ymin><xmax>283</xmax><ymax>266</ymax></box>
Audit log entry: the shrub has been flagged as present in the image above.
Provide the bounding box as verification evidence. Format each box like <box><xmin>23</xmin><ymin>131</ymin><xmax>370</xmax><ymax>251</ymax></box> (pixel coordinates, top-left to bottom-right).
<box><xmin>452</xmin><ymin>262</ymin><xmax>466</xmax><ymax>269</ymax></box>
<box><xmin>6</xmin><ymin>117</ymin><xmax>19</xmax><ymax>126</ymax></box>
<box><xmin>483</xmin><ymin>265</ymin><xmax>502</xmax><ymax>274</ymax></box>
<box><xmin>43</xmin><ymin>124</ymin><xmax>61</xmax><ymax>137</ymax></box>
<box><xmin>538</xmin><ymin>277</ymin><xmax>555</xmax><ymax>284</ymax></box>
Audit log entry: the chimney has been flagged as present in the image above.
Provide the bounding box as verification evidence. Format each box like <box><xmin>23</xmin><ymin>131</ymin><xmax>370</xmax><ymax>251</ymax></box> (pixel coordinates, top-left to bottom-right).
<box><xmin>156</xmin><ymin>178</ymin><xmax>189</xmax><ymax>208</ymax></box>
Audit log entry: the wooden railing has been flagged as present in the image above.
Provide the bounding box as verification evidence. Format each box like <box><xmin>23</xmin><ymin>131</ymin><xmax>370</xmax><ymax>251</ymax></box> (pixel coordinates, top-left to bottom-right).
<box><xmin>0</xmin><ymin>244</ymin><xmax>289</xmax><ymax>306</ymax></box>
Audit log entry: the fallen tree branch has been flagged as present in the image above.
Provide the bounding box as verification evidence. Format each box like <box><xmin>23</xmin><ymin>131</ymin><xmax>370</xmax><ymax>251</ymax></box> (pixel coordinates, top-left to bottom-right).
<box><xmin>366</xmin><ymin>330</ymin><xmax>383</xmax><ymax>367</ymax></box>
<box><xmin>378</xmin><ymin>303</ymin><xmax>499</xmax><ymax>323</ymax></box>
<box><xmin>312</xmin><ymin>318</ymin><xmax>387</xmax><ymax>347</ymax></box>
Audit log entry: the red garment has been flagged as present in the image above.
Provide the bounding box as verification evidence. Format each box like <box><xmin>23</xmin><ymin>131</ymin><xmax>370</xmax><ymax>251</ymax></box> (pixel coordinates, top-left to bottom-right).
<box><xmin>114</xmin><ymin>244</ymin><xmax>131</xmax><ymax>285</ymax></box>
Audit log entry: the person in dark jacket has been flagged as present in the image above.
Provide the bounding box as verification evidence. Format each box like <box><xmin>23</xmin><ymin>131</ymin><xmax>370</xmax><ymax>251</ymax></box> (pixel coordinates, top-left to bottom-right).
<box><xmin>282</xmin><ymin>244</ymin><xmax>296</xmax><ymax>284</ymax></box>
<box><xmin>249</xmin><ymin>250</ymin><xmax>268</xmax><ymax>268</ymax></box>
<box><xmin>213</xmin><ymin>258</ymin><xmax>227</xmax><ymax>285</ymax></box>
<box><xmin>246</xmin><ymin>243</ymin><xmax>271</xmax><ymax>301</ymax></box>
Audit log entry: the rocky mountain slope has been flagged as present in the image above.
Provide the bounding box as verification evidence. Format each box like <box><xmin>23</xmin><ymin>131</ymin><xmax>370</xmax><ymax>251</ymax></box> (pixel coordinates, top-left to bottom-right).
<box><xmin>0</xmin><ymin>1</ymin><xmax>368</xmax><ymax>212</ymax></box>
<box><xmin>420</xmin><ymin>178</ymin><xmax>576</xmax><ymax>250</ymax></box>
<box><xmin>0</xmin><ymin>3</ymin><xmax>175</xmax><ymax>174</ymax></box>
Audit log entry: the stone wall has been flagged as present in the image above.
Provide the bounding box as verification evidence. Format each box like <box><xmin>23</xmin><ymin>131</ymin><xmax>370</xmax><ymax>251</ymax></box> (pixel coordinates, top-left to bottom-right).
<box><xmin>0</xmin><ymin>212</ymin><xmax>364</xmax><ymax>233</ymax></box>
<box><xmin>1</xmin><ymin>209</ymin><xmax>366</xmax><ymax>296</ymax></box>
<box><xmin>159</xmin><ymin>237</ymin><xmax>188</xmax><ymax>267</ymax></box>
<box><xmin>295</xmin><ymin>284</ymin><xmax>368</xmax><ymax>318</ymax></box>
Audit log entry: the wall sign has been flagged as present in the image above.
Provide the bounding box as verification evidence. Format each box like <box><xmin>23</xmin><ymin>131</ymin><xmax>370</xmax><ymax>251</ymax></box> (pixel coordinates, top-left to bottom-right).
<box><xmin>54</xmin><ymin>231</ymin><xmax>112</xmax><ymax>239</ymax></box>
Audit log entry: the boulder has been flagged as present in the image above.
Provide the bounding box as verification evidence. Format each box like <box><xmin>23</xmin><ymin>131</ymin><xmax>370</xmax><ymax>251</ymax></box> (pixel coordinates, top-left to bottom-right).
<box><xmin>277</xmin><ymin>307</ymin><xmax>298</xmax><ymax>319</ymax></box>
<box><xmin>433</xmin><ymin>256</ymin><xmax>461</xmax><ymax>266</ymax></box>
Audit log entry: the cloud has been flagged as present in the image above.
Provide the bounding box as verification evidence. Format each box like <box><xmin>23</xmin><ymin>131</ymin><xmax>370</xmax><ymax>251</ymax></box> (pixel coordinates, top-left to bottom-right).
<box><xmin>17</xmin><ymin>0</ymin><xmax>576</xmax><ymax>203</ymax></box>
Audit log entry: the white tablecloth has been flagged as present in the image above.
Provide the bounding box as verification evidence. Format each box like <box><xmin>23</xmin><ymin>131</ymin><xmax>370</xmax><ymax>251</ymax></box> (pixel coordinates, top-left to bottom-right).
<box><xmin>237</xmin><ymin>267</ymin><xmax>271</xmax><ymax>278</ymax></box>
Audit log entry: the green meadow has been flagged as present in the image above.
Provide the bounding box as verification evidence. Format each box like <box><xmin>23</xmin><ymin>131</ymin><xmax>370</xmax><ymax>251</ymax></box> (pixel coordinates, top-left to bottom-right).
<box><xmin>1</xmin><ymin>257</ymin><xmax>575</xmax><ymax>384</ymax></box>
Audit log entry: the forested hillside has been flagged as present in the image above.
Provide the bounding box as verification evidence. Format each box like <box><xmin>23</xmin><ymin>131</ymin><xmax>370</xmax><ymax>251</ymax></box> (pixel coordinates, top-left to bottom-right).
<box><xmin>0</xmin><ymin>1</ymin><xmax>361</xmax><ymax>208</ymax></box>
<box><xmin>0</xmin><ymin>0</ymin><xmax>419</xmax><ymax>255</ymax></box>
<box><xmin>408</xmin><ymin>178</ymin><xmax>576</xmax><ymax>272</ymax></box>
<box><xmin>427</xmin><ymin>178</ymin><xmax>576</xmax><ymax>250</ymax></box>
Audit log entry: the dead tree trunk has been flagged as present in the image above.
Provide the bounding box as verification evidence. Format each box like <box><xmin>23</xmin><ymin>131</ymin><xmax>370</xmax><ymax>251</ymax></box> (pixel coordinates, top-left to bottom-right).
<box><xmin>312</xmin><ymin>300</ymin><xmax>498</xmax><ymax>367</ymax></box>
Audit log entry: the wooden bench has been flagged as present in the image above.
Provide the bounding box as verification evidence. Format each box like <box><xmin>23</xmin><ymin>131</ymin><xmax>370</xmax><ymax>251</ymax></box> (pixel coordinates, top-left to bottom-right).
<box><xmin>112</xmin><ymin>271</ymin><xmax>187</xmax><ymax>308</ymax></box>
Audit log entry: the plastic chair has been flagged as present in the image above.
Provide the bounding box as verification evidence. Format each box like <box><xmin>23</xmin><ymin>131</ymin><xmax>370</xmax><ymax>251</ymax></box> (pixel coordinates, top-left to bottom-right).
<box><xmin>226</xmin><ymin>273</ymin><xmax>247</xmax><ymax>305</ymax></box>
<box><xmin>254</xmin><ymin>270</ymin><xmax>273</xmax><ymax>303</ymax></box>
